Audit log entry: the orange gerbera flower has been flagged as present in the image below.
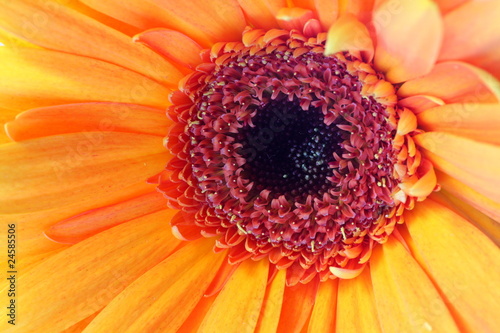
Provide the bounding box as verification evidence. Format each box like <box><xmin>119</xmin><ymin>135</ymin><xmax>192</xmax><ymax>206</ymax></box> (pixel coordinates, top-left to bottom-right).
<box><xmin>1</xmin><ymin>0</ymin><xmax>499</xmax><ymax>332</ymax></box>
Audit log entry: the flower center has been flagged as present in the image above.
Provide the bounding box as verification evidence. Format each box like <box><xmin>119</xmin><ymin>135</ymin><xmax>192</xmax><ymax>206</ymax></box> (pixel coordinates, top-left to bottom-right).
<box><xmin>159</xmin><ymin>27</ymin><xmax>426</xmax><ymax>284</ymax></box>
<box><xmin>239</xmin><ymin>100</ymin><xmax>342</xmax><ymax>198</ymax></box>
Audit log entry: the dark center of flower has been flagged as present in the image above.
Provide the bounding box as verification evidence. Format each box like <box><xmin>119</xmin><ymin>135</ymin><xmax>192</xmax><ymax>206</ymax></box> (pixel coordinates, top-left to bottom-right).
<box><xmin>160</xmin><ymin>28</ymin><xmax>412</xmax><ymax>284</ymax></box>
<box><xmin>238</xmin><ymin>100</ymin><xmax>343</xmax><ymax>198</ymax></box>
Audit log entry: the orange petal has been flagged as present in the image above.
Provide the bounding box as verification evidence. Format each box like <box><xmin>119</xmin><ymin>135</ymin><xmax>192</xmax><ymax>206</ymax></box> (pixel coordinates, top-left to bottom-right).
<box><xmin>325</xmin><ymin>14</ymin><xmax>374</xmax><ymax>62</ymax></box>
<box><xmin>398</xmin><ymin>95</ymin><xmax>445</xmax><ymax>114</ymax></box>
<box><xmin>312</xmin><ymin>0</ymin><xmax>339</xmax><ymax>31</ymax></box>
<box><xmin>398</xmin><ymin>61</ymin><xmax>500</xmax><ymax>104</ymax></box>
<box><xmin>336</xmin><ymin>267</ymin><xmax>382</xmax><ymax>333</ymax></box>
<box><xmin>433</xmin><ymin>0</ymin><xmax>469</xmax><ymax>13</ymax></box>
<box><xmin>255</xmin><ymin>269</ymin><xmax>287</xmax><ymax>333</ymax></box>
<box><xmin>0</xmin><ymin>210</ymin><xmax>181</xmax><ymax>333</ymax></box>
<box><xmin>5</xmin><ymin>102</ymin><xmax>170</xmax><ymax>142</ymax></box>
<box><xmin>44</xmin><ymin>192</ymin><xmax>167</xmax><ymax>244</ymax></box>
<box><xmin>204</xmin><ymin>259</ymin><xmax>240</xmax><ymax>297</ymax></box>
<box><xmin>370</xmin><ymin>236</ymin><xmax>460</xmax><ymax>333</ymax></box>
<box><xmin>176</xmin><ymin>294</ymin><xmax>217</xmax><ymax>332</ymax></box>
<box><xmin>418</xmin><ymin>103</ymin><xmax>500</xmax><ymax>145</ymax></box>
<box><xmin>276</xmin><ymin>277</ymin><xmax>319</xmax><ymax>333</ymax></box>
<box><xmin>0</xmin><ymin>106</ymin><xmax>19</xmax><ymax>144</ymax></box>
<box><xmin>79</xmin><ymin>0</ymin><xmax>246</xmax><ymax>47</ymax></box>
<box><xmin>405</xmin><ymin>199</ymin><xmax>500</xmax><ymax>333</ymax></box>
<box><xmin>439</xmin><ymin>0</ymin><xmax>500</xmax><ymax>79</ymax></box>
<box><xmin>396</xmin><ymin>108</ymin><xmax>417</xmax><ymax>135</ymax></box>
<box><xmin>198</xmin><ymin>259</ymin><xmax>269</xmax><ymax>332</ymax></box>
<box><xmin>436</xmin><ymin>170</ymin><xmax>500</xmax><ymax>222</ymax></box>
<box><xmin>237</xmin><ymin>0</ymin><xmax>285</xmax><ymax>30</ymax></box>
<box><xmin>307</xmin><ymin>278</ymin><xmax>338</xmax><ymax>332</ymax></box>
<box><xmin>0</xmin><ymin>132</ymin><xmax>167</xmax><ymax>213</ymax></box>
<box><xmin>401</xmin><ymin>158</ymin><xmax>437</xmax><ymax>198</ymax></box>
<box><xmin>340</xmin><ymin>0</ymin><xmax>375</xmax><ymax>24</ymax></box>
<box><xmin>0</xmin><ymin>183</ymin><xmax>160</xmax><ymax>267</ymax></box>
<box><xmin>83</xmin><ymin>238</ymin><xmax>224</xmax><ymax>332</ymax></box>
<box><xmin>0</xmin><ymin>1</ymin><xmax>182</xmax><ymax>86</ymax></box>
<box><xmin>437</xmin><ymin>189</ymin><xmax>500</xmax><ymax>246</ymax></box>
<box><xmin>276</xmin><ymin>7</ymin><xmax>316</xmax><ymax>31</ymax></box>
<box><xmin>133</xmin><ymin>29</ymin><xmax>203</xmax><ymax>69</ymax></box>
<box><xmin>373</xmin><ymin>0</ymin><xmax>442</xmax><ymax>83</ymax></box>
<box><xmin>415</xmin><ymin>132</ymin><xmax>500</xmax><ymax>202</ymax></box>
<box><xmin>62</xmin><ymin>312</ymin><xmax>99</xmax><ymax>333</ymax></box>
<box><xmin>0</xmin><ymin>48</ymin><xmax>171</xmax><ymax>110</ymax></box>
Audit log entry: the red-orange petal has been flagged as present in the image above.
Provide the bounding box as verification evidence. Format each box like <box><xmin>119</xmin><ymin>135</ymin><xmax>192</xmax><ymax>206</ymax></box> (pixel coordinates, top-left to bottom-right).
<box><xmin>418</xmin><ymin>103</ymin><xmax>500</xmax><ymax>145</ymax></box>
<box><xmin>405</xmin><ymin>199</ymin><xmax>500</xmax><ymax>333</ymax></box>
<box><xmin>373</xmin><ymin>0</ymin><xmax>442</xmax><ymax>83</ymax></box>
<box><xmin>439</xmin><ymin>0</ymin><xmax>500</xmax><ymax>79</ymax></box>
<box><xmin>433</xmin><ymin>0</ymin><xmax>469</xmax><ymax>13</ymax></box>
<box><xmin>276</xmin><ymin>278</ymin><xmax>319</xmax><ymax>333</ymax></box>
<box><xmin>398</xmin><ymin>61</ymin><xmax>500</xmax><ymax>104</ymax></box>
<box><xmin>5</xmin><ymin>102</ymin><xmax>170</xmax><ymax>142</ymax></box>
<box><xmin>307</xmin><ymin>278</ymin><xmax>338</xmax><ymax>332</ymax></box>
<box><xmin>44</xmin><ymin>192</ymin><xmax>166</xmax><ymax>244</ymax></box>
<box><xmin>325</xmin><ymin>14</ymin><xmax>374</xmax><ymax>62</ymax></box>
<box><xmin>370</xmin><ymin>236</ymin><xmax>460</xmax><ymax>333</ymax></box>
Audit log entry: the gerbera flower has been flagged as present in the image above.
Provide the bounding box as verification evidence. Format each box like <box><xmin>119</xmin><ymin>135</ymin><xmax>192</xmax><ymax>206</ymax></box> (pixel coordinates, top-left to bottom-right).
<box><xmin>1</xmin><ymin>0</ymin><xmax>499</xmax><ymax>332</ymax></box>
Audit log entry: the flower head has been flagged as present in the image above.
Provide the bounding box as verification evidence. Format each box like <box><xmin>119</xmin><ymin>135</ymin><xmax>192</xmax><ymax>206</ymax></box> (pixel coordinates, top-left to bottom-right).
<box><xmin>0</xmin><ymin>0</ymin><xmax>499</xmax><ymax>332</ymax></box>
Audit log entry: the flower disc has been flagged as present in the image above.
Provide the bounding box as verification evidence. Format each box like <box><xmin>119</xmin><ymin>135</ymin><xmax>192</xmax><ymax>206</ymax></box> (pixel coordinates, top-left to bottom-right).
<box><xmin>158</xmin><ymin>27</ymin><xmax>427</xmax><ymax>284</ymax></box>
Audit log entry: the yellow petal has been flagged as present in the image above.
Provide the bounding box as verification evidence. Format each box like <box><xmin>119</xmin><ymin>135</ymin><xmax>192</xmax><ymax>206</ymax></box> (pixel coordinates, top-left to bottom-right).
<box><xmin>405</xmin><ymin>199</ymin><xmax>500</xmax><ymax>333</ymax></box>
